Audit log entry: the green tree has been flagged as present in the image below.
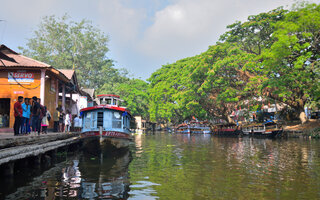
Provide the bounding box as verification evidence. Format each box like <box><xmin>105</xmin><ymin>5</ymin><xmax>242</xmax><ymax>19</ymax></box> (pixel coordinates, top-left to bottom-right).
<box><xmin>188</xmin><ymin>42</ymin><xmax>257</xmax><ymax>123</ymax></box>
<box><xmin>19</xmin><ymin>15</ymin><xmax>114</xmax><ymax>90</ymax></box>
<box><xmin>260</xmin><ymin>3</ymin><xmax>320</xmax><ymax>123</ymax></box>
<box><xmin>116</xmin><ymin>79</ymin><xmax>150</xmax><ymax>119</ymax></box>
<box><xmin>220</xmin><ymin>7</ymin><xmax>287</xmax><ymax>55</ymax></box>
<box><xmin>148</xmin><ymin>57</ymin><xmax>206</xmax><ymax>124</ymax></box>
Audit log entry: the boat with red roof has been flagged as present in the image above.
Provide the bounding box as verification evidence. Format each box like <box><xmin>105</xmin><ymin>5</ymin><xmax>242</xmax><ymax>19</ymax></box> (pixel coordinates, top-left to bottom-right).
<box><xmin>80</xmin><ymin>94</ymin><xmax>132</xmax><ymax>149</ymax></box>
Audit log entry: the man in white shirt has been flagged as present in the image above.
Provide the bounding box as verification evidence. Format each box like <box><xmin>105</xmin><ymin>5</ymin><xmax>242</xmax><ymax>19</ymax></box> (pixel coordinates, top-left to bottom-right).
<box><xmin>73</xmin><ymin>115</ymin><xmax>82</xmax><ymax>132</ymax></box>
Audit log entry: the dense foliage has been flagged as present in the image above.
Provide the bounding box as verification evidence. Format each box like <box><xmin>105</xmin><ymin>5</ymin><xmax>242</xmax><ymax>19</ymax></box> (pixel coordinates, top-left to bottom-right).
<box><xmin>19</xmin><ymin>15</ymin><xmax>119</xmax><ymax>90</ymax></box>
<box><xmin>20</xmin><ymin>3</ymin><xmax>320</xmax><ymax>124</ymax></box>
<box><xmin>148</xmin><ymin>3</ymin><xmax>320</xmax><ymax>124</ymax></box>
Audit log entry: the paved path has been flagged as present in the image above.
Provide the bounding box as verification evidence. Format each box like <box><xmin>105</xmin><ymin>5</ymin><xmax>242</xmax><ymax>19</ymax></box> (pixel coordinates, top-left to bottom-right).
<box><xmin>0</xmin><ymin>131</ymin><xmax>77</xmax><ymax>139</ymax></box>
<box><xmin>0</xmin><ymin>131</ymin><xmax>81</xmax><ymax>150</ymax></box>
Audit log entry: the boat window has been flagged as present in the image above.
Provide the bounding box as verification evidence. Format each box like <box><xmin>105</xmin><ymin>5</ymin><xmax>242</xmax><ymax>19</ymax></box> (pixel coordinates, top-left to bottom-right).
<box><xmin>84</xmin><ymin>113</ymin><xmax>91</xmax><ymax>129</ymax></box>
<box><xmin>123</xmin><ymin>116</ymin><xmax>127</xmax><ymax>128</ymax></box>
<box><xmin>97</xmin><ymin>112</ymin><xmax>103</xmax><ymax>127</ymax></box>
<box><xmin>91</xmin><ymin>112</ymin><xmax>96</xmax><ymax>128</ymax></box>
<box><xmin>86</xmin><ymin>113</ymin><xmax>91</xmax><ymax>119</ymax></box>
<box><xmin>112</xmin><ymin>111</ymin><xmax>122</xmax><ymax>128</ymax></box>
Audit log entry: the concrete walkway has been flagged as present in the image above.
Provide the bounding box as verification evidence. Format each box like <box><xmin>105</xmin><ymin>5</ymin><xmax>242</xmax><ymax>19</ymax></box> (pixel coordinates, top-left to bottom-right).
<box><xmin>0</xmin><ymin>131</ymin><xmax>77</xmax><ymax>139</ymax></box>
<box><xmin>0</xmin><ymin>131</ymin><xmax>81</xmax><ymax>149</ymax></box>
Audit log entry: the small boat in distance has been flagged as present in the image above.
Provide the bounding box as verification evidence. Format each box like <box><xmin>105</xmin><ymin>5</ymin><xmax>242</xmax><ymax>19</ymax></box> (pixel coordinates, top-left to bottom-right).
<box><xmin>175</xmin><ymin>121</ymin><xmax>211</xmax><ymax>134</ymax></box>
<box><xmin>80</xmin><ymin>94</ymin><xmax>131</xmax><ymax>149</ymax></box>
<box><xmin>212</xmin><ymin>123</ymin><xmax>241</xmax><ymax>136</ymax></box>
<box><xmin>241</xmin><ymin>120</ymin><xmax>283</xmax><ymax>138</ymax></box>
<box><xmin>176</xmin><ymin>123</ymin><xmax>190</xmax><ymax>134</ymax></box>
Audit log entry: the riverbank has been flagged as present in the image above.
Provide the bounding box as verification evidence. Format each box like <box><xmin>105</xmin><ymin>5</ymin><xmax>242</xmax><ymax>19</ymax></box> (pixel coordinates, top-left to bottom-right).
<box><xmin>283</xmin><ymin>119</ymin><xmax>320</xmax><ymax>138</ymax></box>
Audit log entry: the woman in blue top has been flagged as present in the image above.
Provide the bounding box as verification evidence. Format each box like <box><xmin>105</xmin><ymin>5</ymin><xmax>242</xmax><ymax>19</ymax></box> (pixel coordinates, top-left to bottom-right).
<box><xmin>21</xmin><ymin>98</ymin><xmax>31</xmax><ymax>135</ymax></box>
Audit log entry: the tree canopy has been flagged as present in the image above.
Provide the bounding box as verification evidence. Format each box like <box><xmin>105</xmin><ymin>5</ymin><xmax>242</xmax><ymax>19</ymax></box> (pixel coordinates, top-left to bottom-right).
<box><xmin>19</xmin><ymin>15</ymin><xmax>116</xmax><ymax>90</ymax></box>
<box><xmin>19</xmin><ymin>3</ymin><xmax>320</xmax><ymax>124</ymax></box>
<box><xmin>148</xmin><ymin>2</ymin><xmax>320</xmax><ymax>124</ymax></box>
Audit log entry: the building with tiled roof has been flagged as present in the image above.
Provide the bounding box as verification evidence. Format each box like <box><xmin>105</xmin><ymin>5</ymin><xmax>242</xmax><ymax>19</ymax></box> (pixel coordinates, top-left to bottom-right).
<box><xmin>0</xmin><ymin>44</ymin><xmax>79</xmax><ymax>130</ymax></box>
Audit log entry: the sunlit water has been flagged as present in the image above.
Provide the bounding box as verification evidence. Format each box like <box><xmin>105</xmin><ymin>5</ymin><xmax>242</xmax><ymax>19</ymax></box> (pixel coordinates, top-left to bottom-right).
<box><xmin>2</xmin><ymin>132</ymin><xmax>320</xmax><ymax>199</ymax></box>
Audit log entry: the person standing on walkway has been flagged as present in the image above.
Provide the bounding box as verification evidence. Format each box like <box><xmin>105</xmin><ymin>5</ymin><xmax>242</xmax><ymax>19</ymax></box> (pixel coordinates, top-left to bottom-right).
<box><xmin>73</xmin><ymin>115</ymin><xmax>81</xmax><ymax>132</ymax></box>
<box><xmin>41</xmin><ymin>106</ymin><xmax>51</xmax><ymax>134</ymax></box>
<box><xmin>38</xmin><ymin>98</ymin><xmax>45</xmax><ymax>135</ymax></box>
<box><xmin>21</xmin><ymin>98</ymin><xmax>31</xmax><ymax>135</ymax></box>
<box><xmin>59</xmin><ymin>108</ymin><xmax>64</xmax><ymax>132</ymax></box>
<box><xmin>53</xmin><ymin>107</ymin><xmax>60</xmax><ymax>132</ymax></box>
<box><xmin>31</xmin><ymin>96</ymin><xmax>40</xmax><ymax>135</ymax></box>
<box><xmin>13</xmin><ymin>96</ymin><xmax>23</xmax><ymax>136</ymax></box>
<box><xmin>65</xmin><ymin>110</ymin><xmax>71</xmax><ymax>133</ymax></box>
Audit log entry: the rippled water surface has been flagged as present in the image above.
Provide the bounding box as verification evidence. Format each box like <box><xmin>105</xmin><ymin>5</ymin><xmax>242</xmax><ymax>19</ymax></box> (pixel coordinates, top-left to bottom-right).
<box><xmin>2</xmin><ymin>132</ymin><xmax>320</xmax><ymax>199</ymax></box>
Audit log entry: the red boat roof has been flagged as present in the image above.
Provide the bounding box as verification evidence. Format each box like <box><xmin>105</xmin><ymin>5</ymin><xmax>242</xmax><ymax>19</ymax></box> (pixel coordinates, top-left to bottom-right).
<box><xmin>80</xmin><ymin>105</ymin><xmax>131</xmax><ymax>115</ymax></box>
<box><xmin>97</xmin><ymin>94</ymin><xmax>120</xmax><ymax>98</ymax></box>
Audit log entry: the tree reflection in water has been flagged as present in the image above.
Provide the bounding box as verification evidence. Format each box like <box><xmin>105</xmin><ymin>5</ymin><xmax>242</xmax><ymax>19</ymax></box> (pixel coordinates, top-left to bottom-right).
<box><xmin>3</xmin><ymin>133</ymin><xmax>320</xmax><ymax>199</ymax></box>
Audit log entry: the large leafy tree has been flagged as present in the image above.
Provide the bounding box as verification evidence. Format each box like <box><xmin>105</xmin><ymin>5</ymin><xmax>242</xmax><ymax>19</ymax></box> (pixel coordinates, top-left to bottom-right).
<box><xmin>19</xmin><ymin>15</ymin><xmax>115</xmax><ymax>89</ymax></box>
<box><xmin>148</xmin><ymin>57</ymin><xmax>205</xmax><ymax>124</ymax></box>
<box><xmin>260</xmin><ymin>3</ymin><xmax>320</xmax><ymax>123</ymax></box>
<box><xmin>191</xmin><ymin>42</ymin><xmax>256</xmax><ymax>123</ymax></box>
<box><xmin>220</xmin><ymin>7</ymin><xmax>287</xmax><ymax>55</ymax></box>
<box><xmin>116</xmin><ymin>79</ymin><xmax>150</xmax><ymax>119</ymax></box>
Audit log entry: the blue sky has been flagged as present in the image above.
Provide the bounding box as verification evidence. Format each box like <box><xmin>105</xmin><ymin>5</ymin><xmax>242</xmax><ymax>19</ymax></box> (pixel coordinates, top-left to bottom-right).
<box><xmin>1</xmin><ymin>0</ymin><xmax>319</xmax><ymax>80</ymax></box>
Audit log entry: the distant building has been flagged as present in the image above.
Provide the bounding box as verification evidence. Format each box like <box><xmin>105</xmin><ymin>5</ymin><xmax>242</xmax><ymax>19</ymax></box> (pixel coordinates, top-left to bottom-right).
<box><xmin>134</xmin><ymin>116</ymin><xmax>156</xmax><ymax>132</ymax></box>
<box><xmin>0</xmin><ymin>44</ymin><xmax>79</xmax><ymax>129</ymax></box>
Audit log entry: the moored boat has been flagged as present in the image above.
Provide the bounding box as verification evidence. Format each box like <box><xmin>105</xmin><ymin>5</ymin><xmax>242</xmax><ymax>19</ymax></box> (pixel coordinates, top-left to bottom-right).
<box><xmin>175</xmin><ymin>121</ymin><xmax>211</xmax><ymax>134</ymax></box>
<box><xmin>189</xmin><ymin>121</ymin><xmax>211</xmax><ymax>134</ymax></box>
<box><xmin>80</xmin><ymin>94</ymin><xmax>132</xmax><ymax>149</ymax></box>
<box><xmin>241</xmin><ymin>120</ymin><xmax>283</xmax><ymax>138</ymax></box>
<box><xmin>212</xmin><ymin>123</ymin><xmax>241</xmax><ymax>136</ymax></box>
<box><xmin>175</xmin><ymin>123</ymin><xmax>190</xmax><ymax>134</ymax></box>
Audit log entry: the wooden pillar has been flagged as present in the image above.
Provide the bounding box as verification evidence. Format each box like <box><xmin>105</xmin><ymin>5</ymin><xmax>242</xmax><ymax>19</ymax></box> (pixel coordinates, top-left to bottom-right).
<box><xmin>40</xmin><ymin>69</ymin><xmax>46</xmax><ymax>105</ymax></box>
<box><xmin>49</xmin><ymin>149</ymin><xmax>57</xmax><ymax>163</ymax></box>
<box><xmin>70</xmin><ymin>93</ymin><xmax>73</xmax><ymax>108</ymax></box>
<box><xmin>62</xmin><ymin>84</ymin><xmax>66</xmax><ymax>112</ymax></box>
<box><xmin>3</xmin><ymin>162</ymin><xmax>14</xmax><ymax>176</ymax></box>
<box><xmin>56</xmin><ymin>79</ymin><xmax>59</xmax><ymax>108</ymax></box>
<box><xmin>34</xmin><ymin>154</ymin><xmax>42</xmax><ymax>165</ymax></box>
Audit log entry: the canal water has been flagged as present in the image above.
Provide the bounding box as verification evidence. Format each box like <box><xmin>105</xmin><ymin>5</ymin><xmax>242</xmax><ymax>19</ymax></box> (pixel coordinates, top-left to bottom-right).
<box><xmin>2</xmin><ymin>132</ymin><xmax>320</xmax><ymax>199</ymax></box>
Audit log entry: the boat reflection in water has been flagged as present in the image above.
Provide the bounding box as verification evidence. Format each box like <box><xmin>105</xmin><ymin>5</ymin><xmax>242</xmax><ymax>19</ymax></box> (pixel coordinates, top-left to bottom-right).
<box><xmin>78</xmin><ymin>150</ymin><xmax>131</xmax><ymax>199</ymax></box>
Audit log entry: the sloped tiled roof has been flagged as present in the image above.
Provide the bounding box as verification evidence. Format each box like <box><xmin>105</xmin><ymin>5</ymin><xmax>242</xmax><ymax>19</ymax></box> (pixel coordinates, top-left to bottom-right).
<box><xmin>0</xmin><ymin>44</ymin><xmax>51</xmax><ymax>68</ymax></box>
<box><xmin>58</xmin><ymin>69</ymin><xmax>74</xmax><ymax>80</ymax></box>
<box><xmin>82</xmin><ymin>88</ymin><xmax>95</xmax><ymax>98</ymax></box>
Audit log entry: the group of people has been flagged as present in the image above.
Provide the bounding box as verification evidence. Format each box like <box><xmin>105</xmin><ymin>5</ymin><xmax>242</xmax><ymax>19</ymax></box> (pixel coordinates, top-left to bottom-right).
<box><xmin>13</xmin><ymin>96</ymin><xmax>82</xmax><ymax>136</ymax></box>
<box><xmin>52</xmin><ymin>108</ymin><xmax>82</xmax><ymax>133</ymax></box>
<box><xmin>13</xmin><ymin>96</ymin><xmax>51</xmax><ymax>136</ymax></box>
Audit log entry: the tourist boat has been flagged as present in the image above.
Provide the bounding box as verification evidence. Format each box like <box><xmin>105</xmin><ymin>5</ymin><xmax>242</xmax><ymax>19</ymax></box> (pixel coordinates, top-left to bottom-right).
<box><xmin>175</xmin><ymin>121</ymin><xmax>211</xmax><ymax>134</ymax></box>
<box><xmin>175</xmin><ymin>123</ymin><xmax>190</xmax><ymax>134</ymax></box>
<box><xmin>80</xmin><ymin>94</ymin><xmax>132</xmax><ymax>148</ymax></box>
<box><xmin>212</xmin><ymin>123</ymin><xmax>241</xmax><ymax>136</ymax></box>
<box><xmin>241</xmin><ymin>120</ymin><xmax>283</xmax><ymax>138</ymax></box>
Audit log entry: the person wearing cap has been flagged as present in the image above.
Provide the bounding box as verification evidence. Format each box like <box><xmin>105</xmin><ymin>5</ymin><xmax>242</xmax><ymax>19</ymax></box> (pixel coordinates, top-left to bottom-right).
<box><xmin>13</xmin><ymin>96</ymin><xmax>23</xmax><ymax>136</ymax></box>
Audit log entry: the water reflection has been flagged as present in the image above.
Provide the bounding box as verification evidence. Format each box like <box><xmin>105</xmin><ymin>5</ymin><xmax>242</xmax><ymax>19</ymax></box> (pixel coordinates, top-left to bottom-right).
<box><xmin>78</xmin><ymin>150</ymin><xmax>131</xmax><ymax>199</ymax></box>
<box><xmin>128</xmin><ymin>133</ymin><xmax>320</xmax><ymax>199</ymax></box>
<box><xmin>3</xmin><ymin>133</ymin><xmax>320</xmax><ymax>199</ymax></box>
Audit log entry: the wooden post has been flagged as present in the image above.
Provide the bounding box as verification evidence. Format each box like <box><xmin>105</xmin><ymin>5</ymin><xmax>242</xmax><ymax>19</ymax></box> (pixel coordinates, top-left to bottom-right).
<box><xmin>3</xmin><ymin>162</ymin><xmax>14</xmax><ymax>176</ymax></box>
<box><xmin>40</xmin><ymin>69</ymin><xmax>46</xmax><ymax>105</ymax></box>
<box><xmin>56</xmin><ymin>79</ymin><xmax>59</xmax><ymax>108</ymax></box>
<box><xmin>33</xmin><ymin>154</ymin><xmax>42</xmax><ymax>166</ymax></box>
<box><xmin>62</xmin><ymin>84</ymin><xmax>66</xmax><ymax>112</ymax></box>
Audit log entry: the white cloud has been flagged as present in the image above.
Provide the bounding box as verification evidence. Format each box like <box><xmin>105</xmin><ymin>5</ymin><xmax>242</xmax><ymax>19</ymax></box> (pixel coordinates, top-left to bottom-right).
<box><xmin>2</xmin><ymin>0</ymin><xmax>320</xmax><ymax>80</ymax></box>
<box><xmin>97</xmin><ymin>0</ymin><xmax>146</xmax><ymax>44</ymax></box>
<box><xmin>136</xmin><ymin>0</ymin><xmax>302</xmax><ymax>62</ymax></box>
